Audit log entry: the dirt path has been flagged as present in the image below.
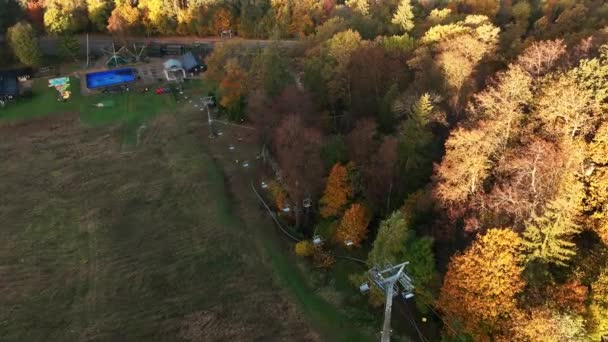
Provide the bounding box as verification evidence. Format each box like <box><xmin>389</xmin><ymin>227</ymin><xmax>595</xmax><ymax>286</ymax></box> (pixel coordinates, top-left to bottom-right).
<box><xmin>37</xmin><ymin>34</ymin><xmax>298</xmax><ymax>56</ymax></box>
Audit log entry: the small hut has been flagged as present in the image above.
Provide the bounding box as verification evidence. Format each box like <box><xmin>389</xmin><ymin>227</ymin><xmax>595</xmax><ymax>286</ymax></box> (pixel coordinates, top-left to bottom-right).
<box><xmin>163</xmin><ymin>59</ymin><xmax>185</xmax><ymax>81</ymax></box>
<box><xmin>179</xmin><ymin>51</ymin><xmax>203</xmax><ymax>75</ymax></box>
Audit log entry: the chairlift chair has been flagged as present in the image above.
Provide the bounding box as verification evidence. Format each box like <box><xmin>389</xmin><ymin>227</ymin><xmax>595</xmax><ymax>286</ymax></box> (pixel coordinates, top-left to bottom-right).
<box><xmin>312</xmin><ymin>235</ymin><xmax>323</xmax><ymax>246</ymax></box>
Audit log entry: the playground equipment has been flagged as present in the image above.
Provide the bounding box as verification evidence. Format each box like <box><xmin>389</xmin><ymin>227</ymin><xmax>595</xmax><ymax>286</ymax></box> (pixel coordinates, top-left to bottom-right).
<box><xmin>155</xmin><ymin>87</ymin><xmax>172</xmax><ymax>95</ymax></box>
<box><xmin>48</xmin><ymin>77</ymin><xmax>71</xmax><ymax>101</ymax></box>
<box><xmin>221</xmin><ymin>30</ymin><xmax>233</xmax><ymax>39</ymax></box>
<box><xmin>101</xmin><ymin>43</ymin><xmax>129</xmax><ymax>68</ymax></box>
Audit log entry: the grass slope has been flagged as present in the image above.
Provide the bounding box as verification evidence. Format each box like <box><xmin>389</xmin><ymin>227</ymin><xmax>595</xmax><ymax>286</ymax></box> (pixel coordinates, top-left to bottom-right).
<box><xmin>0</xmin><ymin>113</ymin><xmax>313</xmax><ymax>341</ymax></box>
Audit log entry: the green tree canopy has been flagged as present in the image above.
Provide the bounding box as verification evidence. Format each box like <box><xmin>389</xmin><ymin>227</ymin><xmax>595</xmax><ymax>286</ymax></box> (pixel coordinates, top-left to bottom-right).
<box><xmin>7</xmin><ymin>21</ymin><xmax>42</xmax><ymax>66</ymax></box>
<box><xmin>368</xmin><ymin>209</ymin><xmax>437</xmax><ymax>310</ymax></box>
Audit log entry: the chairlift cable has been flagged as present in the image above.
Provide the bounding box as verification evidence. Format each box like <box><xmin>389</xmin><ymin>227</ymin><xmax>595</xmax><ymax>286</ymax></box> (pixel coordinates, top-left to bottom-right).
<box><xmin>250</xmin><ymin>181</ymin><xmax>301</xmax><ymax>242</ymax></box>
<box><xmin>336</xmin><ymin>255</ymin><xmax>369</xmax><ymax>266</ymax></box>
<box><xmin>421</xmin><ymin>302</ymin><xmax>458</xmax><ymax>336</ymax></box>
<box><xmin>399</xmin><ymin>299</ymin><xmax>430</xmax><ymax>342</ymax></box>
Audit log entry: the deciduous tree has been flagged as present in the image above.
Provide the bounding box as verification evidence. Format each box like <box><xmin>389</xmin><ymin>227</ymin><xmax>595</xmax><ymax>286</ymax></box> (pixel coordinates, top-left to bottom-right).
<box><xmin>588</xmin><ymin>269</ymin><xmax>608</xmax><ymax>340</ymax></box>
<box><xmin>212</xmin><ymin>6</ymin><xmax>234</xmax><ymax>36</ymax></box>
<box><xmin>335</xmin><ymin>203</ymin><xmax>370</xmax><ymax>247</ymax></box>
<box><xmin>486</xmin><ymin>139</ymin><xmax>566</xmax><ymax>226</ymax></box>
<box><xmin>536</xmin><ymin>74</ymin><xmax>597</xmax><ymax>140</ymax></box>
<box><xmin>511</xmin><ymin>308</ymin><xmax>586</xmax><ymax>342</ymax></box>
<box><xmin>324</xmin><ymin>29</ymin><xmax>364</xmax><ymax>108</ymax></box>
<box><xmin>516</xmin><ymin>39</ymin><xmax>567</xmax><ymax>78</ymax></box>
<box><xmin>366</xmin><ymin>136</ymin><xmax>398</xmax><ymax>213</ymax></box>
<box><xmin>43</xmin><ymin>0</ymin><xmax>87</xmax><ymax>34</ymax></box>
<box><xmin>252</xmin><ymin>43</ymin><xmax>294</xmax><ymax>99</ymax></box>
<box><xmin>295</xmin><ymin>240</ymin><xmax>315</xmax><ymax>257</ymax></box>
<box><xmin>107</xmin><ymin>0</ymin><xmax>140</xmax><ymax>35</ymax></box>
<box><xmin>347</xmin><ymin>45</ymin><xmax>401</xmax><ymax>121</ymax></box>
<box><xmin>319</xmin><ymin>163</ymin><xmax>353</xmax><ymax>219</ymax></box>
<box><xmin>138</xmin><ymin>0</ymin><xmax>177</xmax><ymax>35</ymax></box>
<box><xmin>346</xmin><ymin>118</ymin><xmax>377</xmax><ymax>167</ymax></box>
<box><xmin>412</xmin><ymin>15</ymin><xmax>499</xmax><ymax>110</ymax></box>
<box><xmin>7</xmin><ymin>21</ymin><xmax>41</xmax><ymax>66</ymax></box>
<box><xmin>218</xmin><ymin>58</ymin><xmax>247</xmax><ymax>120</ymax></box>
<box><xmin>585</xmin><ymin>123</ymin><xmax>608</xmax><ymax>244</ymax></box>
<box><xmin>274</xmin><ymin>115</ymin><xmax>324</xmax><ymax>228</ymax></box>
<box><xmin>434</xmin><ymin>125</ymin><xmax>496</xmax><ymax>205</ymax></box>
<box><xmin>469</xmin><ymin>65</ymin><xmax>533</xmax><ymax>146</ymax></box>
<box><xmin>86</xmin><ymin>0</ymin><xmax>113</xmax><ymax>31</ymax></box>
<box><xmin>437</xmin><ymin>229</ymin><xmax>525</xmax><ymax>340</ymax></box>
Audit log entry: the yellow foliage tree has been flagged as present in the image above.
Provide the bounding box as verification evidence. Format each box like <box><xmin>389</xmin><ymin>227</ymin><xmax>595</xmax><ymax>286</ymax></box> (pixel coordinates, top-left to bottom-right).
<box><xmin>586</xmin><ymin>123</ymin><xmax>608</xmax><ymax>244</ymax></box>
<box><xmin>335</xmin><ymin>203</ymin><xmax>370</xmax><ymax>247</ymax></box>
<box><xmin>268</xmin><ymin>180</ymin><xmax>287</xmax><ymax>211</ymax></box>
<box><xmin>218</xmin><ymin>58</ymin><xmax>247</xmax><ymax>116</ymax></box>
<box><xmin>587</xmin><ymin>270</ymin><xmax>608</xmax><ymax>340</ymax></box>
<box><xmin>319</xmin><ymin>163</ymin><xmax>353</xmax><ymax>218</ymax></box>
<box><xmin>437</xmin><ymin>229</ymin><xmax>525</xmax><ymax>340</ymax></box>
<box><xmin>294</xmin><ymin>240</ymin><xmax>314</xmax><ymax>257</ymax></box>
<box><xmin>511</xmin><ymin>307</ymin><xmax>586</xmax><ymax>342</ymax></box>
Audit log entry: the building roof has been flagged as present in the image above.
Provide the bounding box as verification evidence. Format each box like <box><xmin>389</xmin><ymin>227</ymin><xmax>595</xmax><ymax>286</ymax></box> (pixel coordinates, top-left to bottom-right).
<box><xmin>163</xmin><ymin>59</ymin><xmax>183</xmax><ymax>71</ymax></box>
<box><xmin>0</xmin><ymin>69</ymin><xmax>19</xmax><ymax>97</ymax></box>
<box><xmin>179</xmin><ymin>52</ymin><xmax>201</xmax><ymax>71</ymax></box>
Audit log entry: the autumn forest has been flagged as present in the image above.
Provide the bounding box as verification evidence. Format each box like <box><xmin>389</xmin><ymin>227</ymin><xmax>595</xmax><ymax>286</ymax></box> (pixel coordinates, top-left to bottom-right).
<box><xmin>2</xmin><ymin>0</ymin><xmax>608</xmax><ymax>341</ymax></box>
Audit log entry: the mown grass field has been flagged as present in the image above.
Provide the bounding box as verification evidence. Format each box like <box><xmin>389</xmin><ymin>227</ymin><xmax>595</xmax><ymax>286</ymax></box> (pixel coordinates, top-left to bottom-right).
<box><xmin>0</xmin><ymin>80</ymin><xmax>377</xmax><ymax>341</ymax></box>
<box><xmin>0</xmin><ymin>111</ymin><xmax>322</xmax><ymax>341</ymax></box>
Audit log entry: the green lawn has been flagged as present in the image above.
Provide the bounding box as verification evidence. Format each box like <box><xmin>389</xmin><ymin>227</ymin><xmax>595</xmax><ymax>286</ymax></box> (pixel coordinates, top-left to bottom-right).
<box><xmin>0</xmin><ymin>77</ymin><xmax>210</xmax><ymax>144</ymax></box>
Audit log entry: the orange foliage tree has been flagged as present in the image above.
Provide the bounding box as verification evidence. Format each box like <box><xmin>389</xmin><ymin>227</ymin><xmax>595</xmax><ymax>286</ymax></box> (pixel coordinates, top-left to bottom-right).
<box><xmin>510</xmin><ymin>307</ymin><xmax>586</xmax><ymax>342</ymax></box>
<box><xmin>437</xmin><ymin>229</ymin><xmax>525</xmax><ymax>340</ymax></box>
<box><xmin>335</xmin><ymin>203</ymin><xmax>370</xmax><ymax>247</ymax></box>
<box><xmin>213</xmin><ymin>7</ymin><xmax>233</xmax><ymax>35</ymax></box>
<box><xmin>267</xmin><ymin>180</ymin><xmax>287</xmax><ymax>212</ymax></box>
<box><xmin>545</xmin><ymin>279</ymin><xmax>588</xmax><ymax>314</ymax></box>
<box><xmin>319</xmin><ymin>163</ymin><xmax>353</xmax><ymax>218</ymax></box>
<box><xmin>218</xmin><ymin>58</ymin><xmax>247</xmax><ymax>119</ymax></box>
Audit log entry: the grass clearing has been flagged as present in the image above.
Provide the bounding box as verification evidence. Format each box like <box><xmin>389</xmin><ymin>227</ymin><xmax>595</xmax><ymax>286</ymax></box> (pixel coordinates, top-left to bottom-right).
<box><xmin>0</xmin><ymin>77</ymin><xmax>378</xmax><ymax>341</ymax></box>
<box><xmin>0</xmin><ymin>77</ymin><xmax>210</xmax><ymax>144</ymax></box>
<box><xmin>0</xmin><ymin>112</ymin><xmax>315</xmax><ymax>341</ymax></box>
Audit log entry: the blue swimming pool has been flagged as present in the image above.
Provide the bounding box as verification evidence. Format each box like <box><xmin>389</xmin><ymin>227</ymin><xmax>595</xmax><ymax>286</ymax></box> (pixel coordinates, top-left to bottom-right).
<box><xmin>86</xmin><ymin>68</ymin><xmax>136</xmax><ymax>89</ymax></box>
